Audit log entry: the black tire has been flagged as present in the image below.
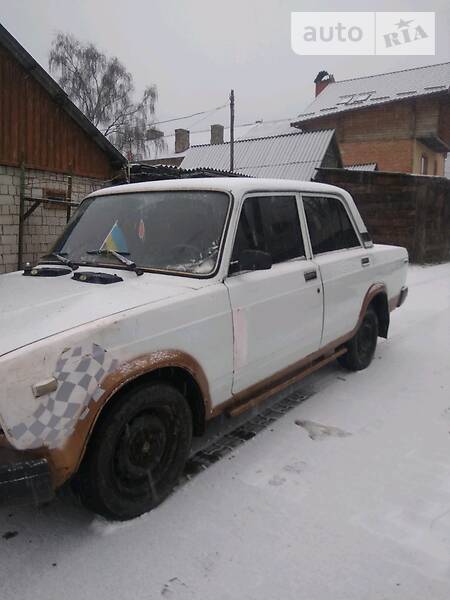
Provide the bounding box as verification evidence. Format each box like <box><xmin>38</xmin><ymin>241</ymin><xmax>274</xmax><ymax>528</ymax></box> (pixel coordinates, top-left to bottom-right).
<box><xmin>76</xmin><ymin>381</ymin><xmax>192</xmax><ymax>520</ymax></box>
<box><xmin>338</xmin><ymin>305</ymin><xmax>379</xmax><ymax>371</ymax></box>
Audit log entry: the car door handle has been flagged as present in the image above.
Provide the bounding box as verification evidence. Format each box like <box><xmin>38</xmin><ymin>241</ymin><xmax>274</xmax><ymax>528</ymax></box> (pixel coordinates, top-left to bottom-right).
<box><xmin>361</xmin><ymin>257</ymin><xmax>370</xmax><ymax>267</ymax></box>
<box><xmin>304</xmin><ymin>270</ymin><xmax>317</xmax><ymax>281</ymax></box>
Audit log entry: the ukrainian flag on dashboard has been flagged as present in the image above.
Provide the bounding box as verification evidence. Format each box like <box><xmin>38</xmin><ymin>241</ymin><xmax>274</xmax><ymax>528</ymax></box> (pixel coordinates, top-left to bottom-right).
<box><xmin>100</xmin><ymin>221</ymin><xmax>128</xmax><ymax>253</ymax></box>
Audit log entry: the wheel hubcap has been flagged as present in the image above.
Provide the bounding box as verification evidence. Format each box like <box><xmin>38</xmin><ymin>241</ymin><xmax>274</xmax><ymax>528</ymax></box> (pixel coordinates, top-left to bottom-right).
<box><xmin>115</xmin><ymin>413</ymin><xmax>169</xmax><ymax>483</ymax></box>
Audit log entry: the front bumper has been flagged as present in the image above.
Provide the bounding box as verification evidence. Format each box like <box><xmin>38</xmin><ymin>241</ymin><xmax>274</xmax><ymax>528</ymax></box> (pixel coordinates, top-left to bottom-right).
<box><xmin>0</xmin><ymin>446</ymin><xmax>54</xmax><ymax>507</ymax></box>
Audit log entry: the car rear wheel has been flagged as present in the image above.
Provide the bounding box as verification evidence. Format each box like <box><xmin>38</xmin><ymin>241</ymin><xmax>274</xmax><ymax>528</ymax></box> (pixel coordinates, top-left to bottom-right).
<box><xmin>76</xmin><ymin>381</ymin><xmax>192</xmax><ymax>520</ymax></box>
<box><xmin>338</xmin><ymin>305</ymin><xmax>378</xmax><ymax>371</ymax></box>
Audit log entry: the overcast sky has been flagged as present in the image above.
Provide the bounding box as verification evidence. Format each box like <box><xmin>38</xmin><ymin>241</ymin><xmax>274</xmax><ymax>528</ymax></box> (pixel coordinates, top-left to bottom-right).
<box><xmin>1</xmin><ymin>0</ymin><xmax>449</xmax><ymax>149</ymax></box>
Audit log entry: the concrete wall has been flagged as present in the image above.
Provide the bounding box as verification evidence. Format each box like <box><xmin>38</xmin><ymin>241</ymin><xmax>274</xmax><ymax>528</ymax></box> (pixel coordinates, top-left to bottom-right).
<box><xmin>0</xmin><ymin>165</ymin><xmax>103</xmax><ymax>274</ymax></box>
<box><xmin>316</xmin><ymin>168</ymin><xmax>450</xmax><ymax>264</ymax></box>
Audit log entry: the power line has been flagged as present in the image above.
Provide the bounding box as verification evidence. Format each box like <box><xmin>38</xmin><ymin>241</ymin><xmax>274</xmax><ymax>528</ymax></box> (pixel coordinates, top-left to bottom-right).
<box><xmin>112</xmin><ymin>102</ymin><xmax>229</xmax><ymax>142</ymax></box>
<box><xmin>153</xmin><ymin>116</ymin><xmax>297</xmax><ymax>140</ymax></box>
<box><xmin>108</xmin><ymin>104</ymin><xmax>296</xmax><ymax>141</ymax></box>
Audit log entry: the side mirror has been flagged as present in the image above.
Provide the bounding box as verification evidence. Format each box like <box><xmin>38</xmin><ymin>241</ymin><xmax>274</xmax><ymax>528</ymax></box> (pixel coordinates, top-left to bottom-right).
<box><xmin>239</xmin><ymin>249</ymin><xmax>272</xmax><ymax>271</ymax></box>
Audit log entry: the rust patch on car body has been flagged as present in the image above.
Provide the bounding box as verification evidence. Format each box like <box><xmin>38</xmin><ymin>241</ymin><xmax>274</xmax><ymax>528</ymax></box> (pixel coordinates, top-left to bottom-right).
<box><xmin>16</xmin><ymin>283</ymin><xmax>395</xmax><ymax>490</ymax></box>
<box><xmin>36</xmin><ymin>350</ymin><xmax>211</xmax><ymax>487</ymax></box>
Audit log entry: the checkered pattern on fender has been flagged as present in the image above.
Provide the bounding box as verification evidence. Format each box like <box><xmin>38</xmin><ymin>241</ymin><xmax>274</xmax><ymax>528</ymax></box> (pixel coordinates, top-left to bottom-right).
<box><xmin>9</xmin><ymin>343</ymin><xmax>118</xmax><ymax>450</ymax></box>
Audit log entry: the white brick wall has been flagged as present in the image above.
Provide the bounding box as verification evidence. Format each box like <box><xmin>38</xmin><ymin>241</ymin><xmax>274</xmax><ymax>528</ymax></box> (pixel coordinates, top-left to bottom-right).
<box><xmin>0</xmin><ymin>165</ymin><xmax>105</xmax><ymax>274</ymax></box>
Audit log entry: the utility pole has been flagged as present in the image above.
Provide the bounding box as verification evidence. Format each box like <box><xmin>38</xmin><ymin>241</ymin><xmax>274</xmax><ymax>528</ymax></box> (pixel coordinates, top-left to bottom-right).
<box><xmin>229</xmin><ymin>89</ymin><xmax>235</xmax><ymax>172</ymax></box>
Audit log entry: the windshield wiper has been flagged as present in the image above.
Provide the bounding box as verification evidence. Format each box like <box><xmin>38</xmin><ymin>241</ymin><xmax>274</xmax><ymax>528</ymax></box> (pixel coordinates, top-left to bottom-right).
<box><xmin>86</xmin><ymin>249</ymin><xmax>143</xmax><ymax>276</ymax></box>
<box><xmin>40</xmin><ymin>252</ymin><xmax>78</xmax><ymax>270</ymax></box>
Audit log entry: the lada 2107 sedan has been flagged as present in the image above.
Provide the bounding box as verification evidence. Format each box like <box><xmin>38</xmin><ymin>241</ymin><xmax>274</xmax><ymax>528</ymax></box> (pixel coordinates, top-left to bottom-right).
<box><xmin>0</xmin><ymin>178</ymin><xmax>408</xmax><ymax>520</ymax></box>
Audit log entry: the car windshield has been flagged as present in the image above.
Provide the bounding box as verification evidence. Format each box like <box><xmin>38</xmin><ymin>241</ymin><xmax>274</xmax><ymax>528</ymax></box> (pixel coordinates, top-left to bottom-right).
<box><xmin>51</xmin><ymin>190</ymin><xmax>231</xmax><ymax>276</ymax></box>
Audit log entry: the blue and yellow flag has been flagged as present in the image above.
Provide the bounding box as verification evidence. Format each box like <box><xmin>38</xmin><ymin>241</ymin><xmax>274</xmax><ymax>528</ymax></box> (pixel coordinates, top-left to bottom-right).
<box><xmin>100</xmin><ymin>221</ymin><xmax>128</xmax><ymax>253</ymax></box>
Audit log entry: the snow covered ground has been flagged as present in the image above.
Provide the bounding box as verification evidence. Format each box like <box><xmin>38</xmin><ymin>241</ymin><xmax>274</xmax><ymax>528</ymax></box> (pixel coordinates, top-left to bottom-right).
<box><xmin>1</xmin><ymin>263</ymin><xmax>449</xmax><ymax>600</ymax></box>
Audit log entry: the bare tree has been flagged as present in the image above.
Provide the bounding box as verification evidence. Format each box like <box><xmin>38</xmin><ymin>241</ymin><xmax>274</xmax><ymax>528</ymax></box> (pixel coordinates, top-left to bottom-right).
<box><xmin>49</xmin><ymin>33</ymin><xmax>166</xmax><ymax>160</ymax></box>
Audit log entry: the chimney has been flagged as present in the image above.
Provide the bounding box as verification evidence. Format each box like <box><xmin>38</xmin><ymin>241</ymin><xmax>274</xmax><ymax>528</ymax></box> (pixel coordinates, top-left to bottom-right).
<box><xmin>314</xmin><ymin>71</ymin><xmax>335</xmax><ymax>96</ymax></box>
<box><xmin>146</xmin><ymin>127</ymin><xmax>164</xmax><ymax>141</ymax></box>
<box><xmin>210</xmin><ymin>124</ymin><xmax>224</xmax><ymax>145</ymax></box>
<box><xmin>175</xmin><ymin>128</ymin><xmax>190</xmax><ymax>153</ymax></box>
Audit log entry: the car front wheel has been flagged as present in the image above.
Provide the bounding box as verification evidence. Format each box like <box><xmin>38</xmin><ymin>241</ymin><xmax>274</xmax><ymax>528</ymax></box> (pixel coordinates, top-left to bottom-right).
<box><xmin>76</xmin><ymin>381</ymin><xmax>192</xmax><ymax>520</ymax></box>
<box><xmin>338</xmin><ymin>305</ymin><xmax>379</xmax><ymax>371</ymax></box>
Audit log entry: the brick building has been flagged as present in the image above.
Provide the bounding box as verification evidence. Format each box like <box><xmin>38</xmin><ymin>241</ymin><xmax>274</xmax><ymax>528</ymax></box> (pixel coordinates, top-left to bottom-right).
<box><xmin>0</xmin><ymin>24</ymin><xmax>125</xmax><ymax>273</ymax></box>
<box><xmin>292</xmin><ymin>64</ymin><xmax>450</xmax><ymax>176</ymax></box>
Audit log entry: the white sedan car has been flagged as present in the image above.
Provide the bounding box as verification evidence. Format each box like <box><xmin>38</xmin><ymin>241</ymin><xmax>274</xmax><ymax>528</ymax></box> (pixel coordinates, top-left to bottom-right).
<box><xmin>0</xmin><ymin>178</ymin><xmax>408</xmax><ymax>519</ymax></box>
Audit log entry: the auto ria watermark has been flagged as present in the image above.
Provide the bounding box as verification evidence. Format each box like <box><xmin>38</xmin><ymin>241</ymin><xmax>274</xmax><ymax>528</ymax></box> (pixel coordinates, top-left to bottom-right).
<box><xmin>291</xmin><ymin>12</ymin><xmax>435</xmax><ymax>55</ymax></box>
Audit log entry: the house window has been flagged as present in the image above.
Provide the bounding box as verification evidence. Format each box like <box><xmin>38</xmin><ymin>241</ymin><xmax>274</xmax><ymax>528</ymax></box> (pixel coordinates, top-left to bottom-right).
<box><xmin>421</xmin><ymin>155</ymin><xmax>428</xmax><ymax>175</ymax></box>
<box><xmin>303</xmin><ymin>196</ymin><xmax>361</xmax><ymax>255</ymax></box>
<box><xmin>337</xmin><ymin>91</ymin><xmax>374</xmax><ymax>105</ymax></box>
<box><xmin>433</xmin><ymin>160</ymin><xmax>438</xmax><ymax>176</ymax></box>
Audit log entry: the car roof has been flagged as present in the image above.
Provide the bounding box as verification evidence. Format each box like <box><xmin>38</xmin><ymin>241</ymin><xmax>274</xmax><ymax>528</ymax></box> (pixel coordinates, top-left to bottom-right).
<box><xmin>88</xmin><ymin>177</ymin><xmax>346</xmax><ymax>199</ymax></box>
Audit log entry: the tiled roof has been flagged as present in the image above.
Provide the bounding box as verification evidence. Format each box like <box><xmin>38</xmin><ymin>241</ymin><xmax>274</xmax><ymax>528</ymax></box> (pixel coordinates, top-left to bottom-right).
<box><xmin>181</xmin><ymin>129</ymin><xmax>338</xmax><ymax>181</ymax></box>
<box><xmin>294</xmin><ymin>62</ymin><xmax>450</xmax><ymax>124</ymax></box>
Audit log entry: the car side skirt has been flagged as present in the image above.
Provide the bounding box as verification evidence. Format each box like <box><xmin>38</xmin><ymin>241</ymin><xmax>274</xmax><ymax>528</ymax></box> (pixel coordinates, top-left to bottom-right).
<box><xmin>210</xmin><ymin>283</ymin><xmax>392</xmax><ymax>420</ymax></box>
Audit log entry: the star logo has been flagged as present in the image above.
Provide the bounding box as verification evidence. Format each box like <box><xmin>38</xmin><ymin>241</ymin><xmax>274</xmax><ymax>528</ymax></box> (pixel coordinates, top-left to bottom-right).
<box><xmin>396</xmin><ymin>18</ymin><xmax>414</xmax><ymax>29</ymax></box>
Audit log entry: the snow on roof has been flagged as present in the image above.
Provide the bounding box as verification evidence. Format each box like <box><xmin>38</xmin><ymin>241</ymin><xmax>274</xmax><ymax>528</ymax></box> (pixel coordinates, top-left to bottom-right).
<box><xmin>346</xmin><ymin>163</ymin><xmax>378</xmax><ymax>172</ymax></box>
<box><xmin>180</xmin><ymin>129</ymin><xmax>337</xmax><ymax>181</ymax></box>
<box><xmin>294</xmin><ymin>62</ymin><xmax>450</xmax><ymax>124</ymax></box>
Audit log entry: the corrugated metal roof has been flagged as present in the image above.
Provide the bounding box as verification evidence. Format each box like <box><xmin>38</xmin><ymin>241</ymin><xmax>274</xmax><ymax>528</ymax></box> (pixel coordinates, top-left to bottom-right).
<box><xmin>346</xmin><ymin>163</ymin><xmax>378</xmax><ymax>171</ymax></box>
<box><xmin>294</xmin><ymin>62</ymin><xmax>450</xmax><ymax>124</ymax></box>
<box><xmin>181</xmin><ymin>129</ymin><xmax>336</xmax><ymax>181</ymax></box>
<box><xmin>120</xmin><ymin>163</ymin><xmax>247</xmax><ymax>184</ymax></box>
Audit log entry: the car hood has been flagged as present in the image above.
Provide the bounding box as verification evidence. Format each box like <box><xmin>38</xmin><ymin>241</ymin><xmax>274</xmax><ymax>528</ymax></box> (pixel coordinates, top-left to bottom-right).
<box><xmin>0</xmin><ymin>268</ymin><xmax>196</xmax><ymax>357</ymax></box>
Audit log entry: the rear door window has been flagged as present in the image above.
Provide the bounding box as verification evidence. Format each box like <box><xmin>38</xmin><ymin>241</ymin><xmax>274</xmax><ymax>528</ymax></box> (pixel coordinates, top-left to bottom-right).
<box><xmin>303</xmin><ymin>196</ymin><xmax>361</xmax><ymax>255</ymax></box>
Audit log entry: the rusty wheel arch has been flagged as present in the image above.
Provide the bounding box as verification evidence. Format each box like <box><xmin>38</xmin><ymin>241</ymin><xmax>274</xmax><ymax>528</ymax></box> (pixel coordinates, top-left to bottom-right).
<box><xmin>86</xmin><ymin>353</ymin><xmax>211</xmax><ymax>448</ymax></box>
<box><xmin>46</xmin><ymin>351</ymin><xmax>211</xmax><ymax>488</ymax></box>
<box><xmin>96</xmin><ymin>366</ymin><xmax>207</xmax><ymax>438</ymax></box>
